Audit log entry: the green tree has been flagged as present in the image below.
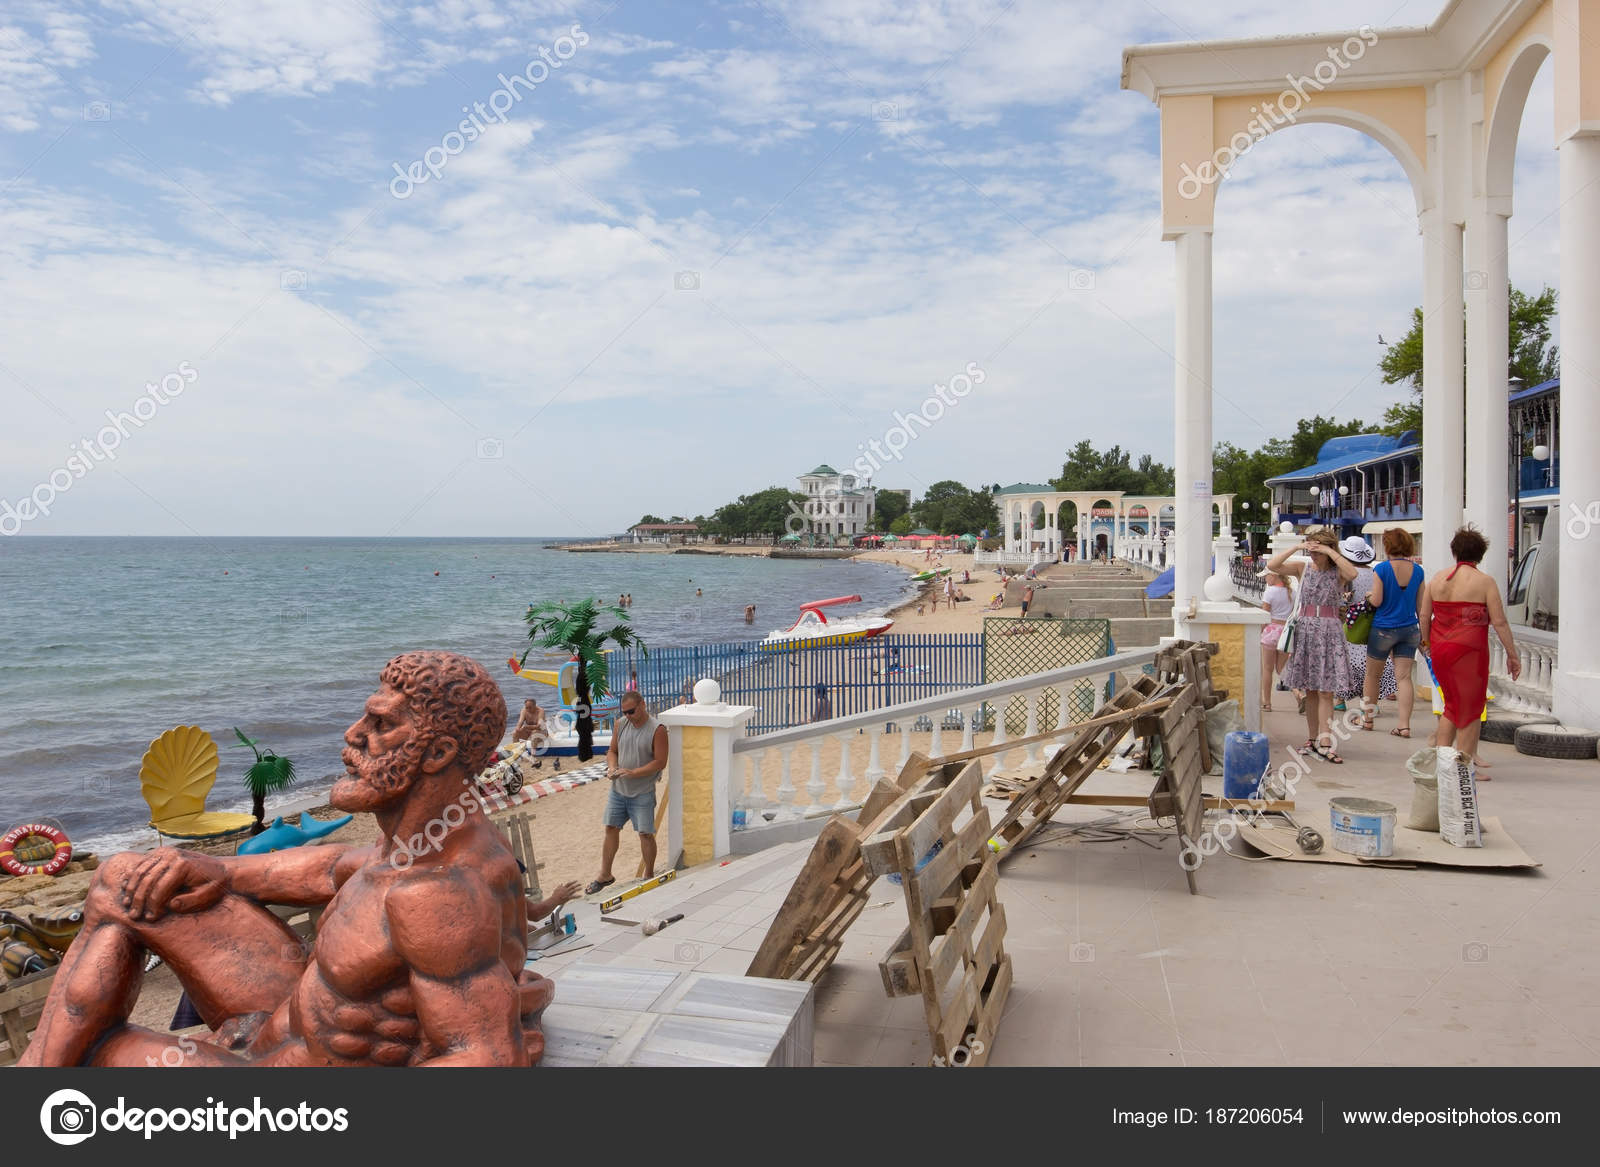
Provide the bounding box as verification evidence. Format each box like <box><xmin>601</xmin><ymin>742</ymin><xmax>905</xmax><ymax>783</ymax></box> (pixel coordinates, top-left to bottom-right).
<box><xmin>704</xmin><ymin>487</ymin><xmax>808</xmax><ymax>538</ymax></box>
<box><xmin>636</xmin><ymin>513</ymin><xmax>665</xmax><ymax>527</ymax></box>
<box><xmin>520</xmin><ymin>599</ymin><xmax>646</xmax><ymax>761</ymax></box>
<box><xmin>874</xmin><ymin>489</ymin><xmax>909</xmax><ymax>530</ymax></box>
<box><xmin>889</xmin><ymin>514</ymin><xmax>913</xmax><ymax>536</ymax></box>
<box><xmin>1379</xmin><ymin>284</ymin><xmax>1559</xmax><ymax>434</ymax></box>
<box><xmin>231</xmin><ymin>728</ymin><xmax>297</xmax><ymax>836</ymax></box>
<box><xmin>911</xmin><ymin>481</ymin><xmax>998</xmax><ymax>535</ymax></box>
<box><xmin>1052</xmin><ymin>441</ymin><xmax>1174</xmax><ymax>494</ymax></box>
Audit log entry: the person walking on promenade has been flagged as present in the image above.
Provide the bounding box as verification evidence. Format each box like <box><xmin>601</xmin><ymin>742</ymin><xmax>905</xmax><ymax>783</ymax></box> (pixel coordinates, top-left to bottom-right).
<box><xmin>1363</xmin><ymin>528</ymin><xmax>1424</xmax><ymax>737</ymax></box>
<box><xmin>1258</xmin><ymin>571</ymin><xmax>1293</xmax><ymax>713</ymax></box>
<box><xmin>1334</xmin><ymin>536</ymin><xmax>1378</xmax><ymax>716</ymax></box>
<box><xmin>1420</xmin><ymin>526</ymin><xmax>1520</xmax><ymax>771</ymax></box>
<box><xmin>1268</xmin><ymin>528</ymin><xmax>1358</xmax><ymax>763</ymax></box>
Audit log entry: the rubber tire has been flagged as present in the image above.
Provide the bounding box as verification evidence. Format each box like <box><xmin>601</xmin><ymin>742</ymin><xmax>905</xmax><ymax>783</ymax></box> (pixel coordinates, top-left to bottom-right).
<box><xmin>1513</xmin><ymin>723</ymin><xmax>1600</xmax><ymax>760</ymax></box>
<box><xmin>1482</xmin><ymin>710</ymin><xmax>1555</xmax><ymax>745</ymax></box>
<box><xmin>504</xmin><ymin>772</ymin><xmax>524</xmax><ymax>795</ymax></box>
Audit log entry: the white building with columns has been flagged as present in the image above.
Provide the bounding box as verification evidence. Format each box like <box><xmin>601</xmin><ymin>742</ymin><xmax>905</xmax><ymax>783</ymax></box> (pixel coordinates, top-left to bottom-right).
<box><xmin>796</xmin><ymin>463</ymin><xmax>876</xmax><ymax>537</ymax></box>
<box><xmin>1123</xmin><ymin>0</ymin><xmax>1600</xmax><ymax>726</ymax></box>
<box><xmin>987</xmin><ymin>484</ymin><xmax>1233</xmax><ymax>565</ymax></box>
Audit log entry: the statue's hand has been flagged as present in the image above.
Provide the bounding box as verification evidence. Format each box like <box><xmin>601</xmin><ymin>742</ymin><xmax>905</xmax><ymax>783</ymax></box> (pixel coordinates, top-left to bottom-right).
<box><xmin>118</xmin><ymin>848</ymin><xmax>228</xmax><ymax>921</ymax></box>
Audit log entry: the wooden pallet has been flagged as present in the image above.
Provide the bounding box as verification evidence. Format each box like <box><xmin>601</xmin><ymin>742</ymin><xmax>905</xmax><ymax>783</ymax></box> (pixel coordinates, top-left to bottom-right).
<box><xmin>1144</xmin><ymin>681</ymin><xmax>1209</xmax><ymax>894</ymax></box>
<box><xmin>0</xmin><ymin>968</ymin><xmax>54</xmax><ymax>1066</ymax></box>
<box><xmin>744</xmin><ymin>762</ymin><xmax>920</xmax><ymax>983</ymax></box>
<box><xmin>496</xmin><ymin>811</ymin><xmax>544</xmax><ymax>903</ymax></box>
<box><xmin>980</xmin><ymin>675</ymin><xmax>1161</xmax><ymax>857</ymax></box>
<box><xmin>865</xmin><ymin>758</ymin><xmax>1011</xmax><ymax>1067</ymax></box>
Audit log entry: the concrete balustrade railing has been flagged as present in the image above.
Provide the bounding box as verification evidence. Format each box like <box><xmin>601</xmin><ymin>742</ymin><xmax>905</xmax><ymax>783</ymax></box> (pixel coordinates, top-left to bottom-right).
<box><xmin>1490</xmin><ymin>626</ymin><xmax>1558</xmax><ymax>717</ymax></box>
<box><xmin>654</xmin><ymin>648</ymin><xmax>1160</xmax><ymax>865</ymax></box>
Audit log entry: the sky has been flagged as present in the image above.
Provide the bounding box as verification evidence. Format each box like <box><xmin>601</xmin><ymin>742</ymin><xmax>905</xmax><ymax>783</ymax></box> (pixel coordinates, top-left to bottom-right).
<box><xmin>0</xmin><ymin>0</ymin><xmax>1563</xmax><ymax>537</ymax></box>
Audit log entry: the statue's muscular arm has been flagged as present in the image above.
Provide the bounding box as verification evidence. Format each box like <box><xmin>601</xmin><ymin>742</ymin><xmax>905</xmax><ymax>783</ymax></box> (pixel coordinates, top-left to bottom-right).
<box><xmin>112</xmin><ymin>843</ymin><xmax>366</xmax><ymax>923</ymax></box>
<box><xmin>386</xmin><ymin>867</ymin><xmax>523</xmax><ymax>1067</ymax></box>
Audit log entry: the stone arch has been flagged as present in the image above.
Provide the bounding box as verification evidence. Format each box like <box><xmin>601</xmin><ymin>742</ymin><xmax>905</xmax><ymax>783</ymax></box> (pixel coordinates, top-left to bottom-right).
<box><xmin>1485</xmin><ymin>37</ymin><xmax>1554</xmax><ymax>207</ymax></box>
<box><xmin>1208</xmin><ymin>92</ymin><xmax>1431</xmax><ymax>220</ymax></box>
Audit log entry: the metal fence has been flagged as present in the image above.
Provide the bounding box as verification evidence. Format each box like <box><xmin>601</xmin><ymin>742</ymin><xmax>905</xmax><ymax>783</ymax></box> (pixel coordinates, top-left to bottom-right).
<box><xmin>982</xmin><ymin>617</ymin><xmax>1112</xmax><ymax>731</ymax></box>
<box><xmin>599</xmin><ymin>633</ymin><xmax>985</xmax><ymax>735</ymax></box>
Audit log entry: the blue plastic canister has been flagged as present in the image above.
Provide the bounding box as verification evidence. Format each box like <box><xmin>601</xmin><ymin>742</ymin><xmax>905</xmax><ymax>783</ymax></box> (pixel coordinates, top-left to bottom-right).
<box><xmin>1223</xmin><ymin>731</ymin><xmax>1270</xmax><ymax>800</ymax></box>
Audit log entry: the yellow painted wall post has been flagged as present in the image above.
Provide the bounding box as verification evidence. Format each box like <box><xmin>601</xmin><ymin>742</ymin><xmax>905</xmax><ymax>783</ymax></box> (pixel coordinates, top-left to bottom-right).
<box><xmin>656</xmin><ymin>680</ymin><xmax>757</xmax><ymax>869</ymax></box>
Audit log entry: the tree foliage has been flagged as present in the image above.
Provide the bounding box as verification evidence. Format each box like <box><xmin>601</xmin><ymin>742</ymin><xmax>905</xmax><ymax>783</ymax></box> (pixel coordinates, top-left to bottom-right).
<box><xmin>910</xmin><ymin>480</ymin><xmax>998</xmax><ymax>535</ymax></box>
<box><xmin>1379</xmin><ymin>284</ymin><xmax>1559</xmax><ymax>435</ymax></box>
<box><xmin>1052</xmin><ymin>441</ymin><xmax>1175</xmax><ymax>494</ymax></box>
<box><xmin>701</xmin><ymin>487</ymin><xmax>809</xmax><ymax>538</ymax></box>
<box><xmin>874</xmin><ymin>489</ymin><xmax>909</xmax><ymax>530</ymax></box>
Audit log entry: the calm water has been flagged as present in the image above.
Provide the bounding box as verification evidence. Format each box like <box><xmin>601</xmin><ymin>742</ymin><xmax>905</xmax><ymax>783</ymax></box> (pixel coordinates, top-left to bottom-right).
<box><xmin>0</xmin><ymin>538</ymin><xmax>912</xmax><ymax>853</ymax></box>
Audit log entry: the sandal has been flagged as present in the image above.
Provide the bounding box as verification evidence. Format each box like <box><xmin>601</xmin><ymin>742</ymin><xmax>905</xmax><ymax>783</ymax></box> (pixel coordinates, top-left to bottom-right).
<box><xmin>1297</xmin><ymin>740</ymin><xmax>1316</xmax><ymax>755</ymax></box>
<box><xmin>584</xmin><ymin>878</ymin><xmax>615</xmax><ymax>896</ymax></box>
<box><xmin>1389</xmin><ymin>727</ymin><xmax>1411</xmax><ymax>738</ymax></box>
<box><xmin>1360</xmin><ymin>706</ymin><xmax>1376</xmax><ymax>730</ymax></box>
<box><xmin>1311</xmin><ymin>741</ymin><xmax>1344</xmax><ymax>764</ymax></box>
<box><xmin>1261</xmin><ymin>703</ymin><xmax>1273</xmax><ymax>713</ymax></box>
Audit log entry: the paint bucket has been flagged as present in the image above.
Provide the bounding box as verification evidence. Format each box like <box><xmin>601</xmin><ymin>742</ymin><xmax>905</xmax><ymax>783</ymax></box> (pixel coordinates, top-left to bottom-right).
<box><xmin>1328</xmin><ymin>797</ymin><xmax>1397</xmax><ymax>858</ymax></box>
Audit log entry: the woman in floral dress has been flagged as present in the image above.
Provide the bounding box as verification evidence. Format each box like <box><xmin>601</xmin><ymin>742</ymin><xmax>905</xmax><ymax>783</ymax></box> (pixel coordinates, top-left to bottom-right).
<box><xmin>1267</xmin><ymin>528</ymin><xmax>1360</xmax><ymax>762</ymax></box>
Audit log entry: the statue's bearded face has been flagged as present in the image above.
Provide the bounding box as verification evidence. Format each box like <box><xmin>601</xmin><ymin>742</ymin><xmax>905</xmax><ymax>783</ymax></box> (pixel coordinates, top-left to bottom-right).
<box><xmin>332</xmin><ymin>685</ymin><xmax>431</xmax><ymax>812</ymax></box>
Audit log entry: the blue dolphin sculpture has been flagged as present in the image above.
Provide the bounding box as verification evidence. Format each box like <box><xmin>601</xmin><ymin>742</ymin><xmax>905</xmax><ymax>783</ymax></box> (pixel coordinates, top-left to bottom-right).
<box><xmin>236</xmin><ymin>814</ymin><xmax>354</xmax><ymax>855</ymax></box>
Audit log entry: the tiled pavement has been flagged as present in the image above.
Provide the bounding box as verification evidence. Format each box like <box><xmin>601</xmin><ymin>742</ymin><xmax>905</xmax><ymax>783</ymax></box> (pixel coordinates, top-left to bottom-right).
<box><xmin>535</xmin><ymin>707</ymin><xmax>1600</xmax><ymax>1066</ymax></box>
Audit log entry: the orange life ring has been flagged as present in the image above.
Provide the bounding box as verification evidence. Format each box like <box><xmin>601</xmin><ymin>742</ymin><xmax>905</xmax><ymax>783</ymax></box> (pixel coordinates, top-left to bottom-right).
<box><xmin>0</xmin><ymin>823</ymin><xmax>73</xmax><ymax>878</ymax></box>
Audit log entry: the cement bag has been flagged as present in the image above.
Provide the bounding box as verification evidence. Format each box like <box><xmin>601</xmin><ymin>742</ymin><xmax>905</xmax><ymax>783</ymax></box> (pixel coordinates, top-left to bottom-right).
<box><xmin>1404</xmin><ymin>746</ymin><xmax>1439</xmax><ymax>831</ymax></box>
<box><xmin>1436</xmin><ymin>745</ymin><xmax>1481</xmax><ymax>847</ymax></box>
<box><xmin>1203</xmin><ymin>699</ymin><xmax>1243</xmax><ymax>775</ymax></box>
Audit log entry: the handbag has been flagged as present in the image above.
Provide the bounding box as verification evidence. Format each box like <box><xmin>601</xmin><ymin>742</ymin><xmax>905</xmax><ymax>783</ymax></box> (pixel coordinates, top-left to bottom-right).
<box><xmin>1343</xmin><ymin>599</ymin><xmax>1374</xmax><ymax>645</ymax></box>
<box><xmin>1276</xmin><ymin>579</ymin><xmax>1303</xmax><ymax>653</ymax></box>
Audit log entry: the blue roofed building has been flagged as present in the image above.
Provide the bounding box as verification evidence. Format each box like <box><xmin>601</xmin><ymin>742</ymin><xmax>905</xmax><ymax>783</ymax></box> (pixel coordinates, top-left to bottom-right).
<box><xmin>1266</xmin><ymin>431</ymin><xmax>1423</xmax><ymax>548</ymax></box>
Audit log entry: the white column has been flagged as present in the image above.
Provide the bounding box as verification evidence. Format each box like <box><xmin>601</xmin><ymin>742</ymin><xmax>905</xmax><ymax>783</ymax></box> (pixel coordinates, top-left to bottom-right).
<box><xmin>1421</xmin><ymin>207</ymin><xmax>1466</xmax><ymax>579</ymax></box>
<box><xmin>1556</xmin><ymin>132</ymin><xmax>1600</xmax><ymax>726</ymax></box>
<box><xmin>1173</xmin><ymin>228</ymin><xmax>1214</xmax><ymax>634</ymax></box>
<box><xmin>1465</xmin><ymin>204</ymin><xmax>1511</xmax><ymax>584</ymax></box>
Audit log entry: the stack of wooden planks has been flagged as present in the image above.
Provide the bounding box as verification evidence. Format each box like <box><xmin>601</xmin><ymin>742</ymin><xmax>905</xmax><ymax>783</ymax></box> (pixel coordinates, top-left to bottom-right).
<box><xmin>744</xmin><ymin>764</ymin><xmax>920</xmax><ymax>983</ymax></box>
<box><xmin>1139</xmin><ymin>679</ymin><xmax>1210</xmax><ymax>894</ymax></box>
<box><xmin>0</xmin><ymin>968</ymin><xmax>53</xmax><ymax>1066</ymax></box>
<box><xmin>860</xmin><ymin>757</ymin><xmax>1010</xmax><ymax>1067</ymax></box>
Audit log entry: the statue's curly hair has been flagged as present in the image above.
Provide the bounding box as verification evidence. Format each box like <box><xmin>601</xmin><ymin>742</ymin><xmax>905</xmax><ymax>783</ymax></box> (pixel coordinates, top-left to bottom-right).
<box><xmin>379</xmin><ymin>651</ymin><xmax>506</xmax><ymax>777</ymax></box>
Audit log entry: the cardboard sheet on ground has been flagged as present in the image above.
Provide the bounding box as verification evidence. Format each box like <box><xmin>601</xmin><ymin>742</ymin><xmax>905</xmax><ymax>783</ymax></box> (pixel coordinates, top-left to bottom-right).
<box><xmin>1231</xmin><ymin>816</ymin><xmax>1539</xmax><ymax>869</ymax></box>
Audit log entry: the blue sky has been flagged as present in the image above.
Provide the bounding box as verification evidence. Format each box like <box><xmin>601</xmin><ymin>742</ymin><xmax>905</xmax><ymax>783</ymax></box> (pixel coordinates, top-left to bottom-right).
<box><xmin>0</xmin><ymin>0</ymin><xmax>1561</xmax><ymax>536</ymax></box>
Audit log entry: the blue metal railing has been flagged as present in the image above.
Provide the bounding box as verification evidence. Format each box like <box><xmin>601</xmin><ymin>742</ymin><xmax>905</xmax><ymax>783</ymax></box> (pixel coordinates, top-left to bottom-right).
<box><xmin>597</xmin><ymin>633</ymin><xmax>986</xmax><ymax>735</ymax></box>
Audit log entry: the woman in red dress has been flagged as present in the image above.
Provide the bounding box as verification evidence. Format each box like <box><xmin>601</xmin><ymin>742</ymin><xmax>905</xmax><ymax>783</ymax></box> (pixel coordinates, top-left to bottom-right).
<box><xmin>1419</xmin><ymin>526</ymin><xmax>1521</xmax><ymax>768</ymax></box>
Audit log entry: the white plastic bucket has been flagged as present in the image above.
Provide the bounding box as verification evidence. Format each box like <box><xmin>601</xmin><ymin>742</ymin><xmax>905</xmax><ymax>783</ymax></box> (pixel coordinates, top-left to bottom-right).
<box><xmin>1329</xmin><ymin>797</ymin><xmax>1397</xmax><ymax>858</ymax></box>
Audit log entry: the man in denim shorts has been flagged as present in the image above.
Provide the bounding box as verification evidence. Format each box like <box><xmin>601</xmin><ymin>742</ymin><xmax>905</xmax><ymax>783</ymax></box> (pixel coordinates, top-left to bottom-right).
<box><xmin>586</xmin><ymin>691</ymin><xmax>668</xmax><ymax>895</ymax></box>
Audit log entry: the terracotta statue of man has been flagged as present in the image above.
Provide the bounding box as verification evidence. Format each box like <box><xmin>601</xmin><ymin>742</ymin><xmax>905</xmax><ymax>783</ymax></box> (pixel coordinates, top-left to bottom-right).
<box><xmin>20</xmin><ymin>651</ymin><xmax>552</xmax><ymax>1067</ymax></box>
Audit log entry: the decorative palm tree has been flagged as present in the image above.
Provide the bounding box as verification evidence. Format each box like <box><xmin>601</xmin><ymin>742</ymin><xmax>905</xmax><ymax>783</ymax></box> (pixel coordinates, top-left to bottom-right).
<box><xmin>520</xmin><ymin>598</ymin><xmax>647</xmax><ymax>761</ymax></box>
<box><xmin>232</xmin><ymin>728</ymin><xmax>297</xmax><ymax>835</ymax></box>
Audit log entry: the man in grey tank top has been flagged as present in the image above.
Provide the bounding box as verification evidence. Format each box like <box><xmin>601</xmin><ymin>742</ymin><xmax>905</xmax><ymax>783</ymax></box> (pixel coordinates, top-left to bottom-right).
<box><xmin>586</xmin><ymin>691</ymin><xmax>668</xmax><ymax>894</ymax></box>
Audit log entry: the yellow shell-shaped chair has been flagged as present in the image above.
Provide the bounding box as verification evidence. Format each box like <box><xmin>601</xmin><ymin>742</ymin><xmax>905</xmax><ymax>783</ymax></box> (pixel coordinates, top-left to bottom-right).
<box><xmin>138</xmin><ymin>726</ymin><xmax>255</xmax><ymax>842</ymax></box>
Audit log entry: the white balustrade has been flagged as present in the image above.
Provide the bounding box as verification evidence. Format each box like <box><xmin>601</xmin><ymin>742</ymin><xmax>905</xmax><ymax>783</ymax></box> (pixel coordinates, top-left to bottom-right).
<box><xmin>1022</xmin><ymin>691</ymin><xmax>1042</xmax><ymax>768</ymax></box>
<box><xmin>719</xmin><ymin>647</ymin><xmax>1161</xmax><ymax>850</ymax></box>
<box><xmin>1490</xmin><ymin>627</ymin><xmax>1557</xmax><ymax>716</ymax></box>
<box><xmin>805</xmin><ymin>740</ymin><xmax>826</xmax><ymax>815</ymax></box>
<box><xmin>832</xmin><ymin>730</ymin><xmax>859</xmax><ymax>809</ymax></box>
<box><xmin>776</xmin><ymin>744</ymin><xmax>798</xmax><ymax>819</ymax></box>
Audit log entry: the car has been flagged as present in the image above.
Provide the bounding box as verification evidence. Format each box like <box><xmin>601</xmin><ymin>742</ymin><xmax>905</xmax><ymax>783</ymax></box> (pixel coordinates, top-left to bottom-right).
<box><xmin>1505</xmin><ymin>527</ymin><xmax>1558</xmax><ymax>631</ymax></box>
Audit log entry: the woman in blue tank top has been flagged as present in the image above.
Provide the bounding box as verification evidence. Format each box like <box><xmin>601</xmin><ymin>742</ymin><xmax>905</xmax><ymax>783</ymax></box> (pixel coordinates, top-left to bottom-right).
<box><xmin>1362</xmin><ymin>527</ymin><xmax>1425</xmax><ymax>737</ymax></box>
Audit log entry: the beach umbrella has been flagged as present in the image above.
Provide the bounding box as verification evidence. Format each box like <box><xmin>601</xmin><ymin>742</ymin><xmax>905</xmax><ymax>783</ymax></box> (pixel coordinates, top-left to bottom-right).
<box><xmin>780</xmin><ymin>532</ymin><xmax>802</xmax><ymax>541</ymax></box>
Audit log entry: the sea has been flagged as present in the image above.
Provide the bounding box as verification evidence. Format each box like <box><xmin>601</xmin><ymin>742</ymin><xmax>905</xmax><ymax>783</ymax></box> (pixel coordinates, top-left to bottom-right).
<box><xmin>0</xmin><ymin>537</ymin><xmax>913</xmax><ymax>855</ymax></box>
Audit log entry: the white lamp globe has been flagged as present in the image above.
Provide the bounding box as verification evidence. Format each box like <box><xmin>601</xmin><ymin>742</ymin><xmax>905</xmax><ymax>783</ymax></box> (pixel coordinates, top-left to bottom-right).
<box><xmin>693</xmin><ymin>678</ymin><xmax>722</xmax><ymax>705</ymax></box>
<box><xmin>1532</xmin><ymin>444</ymin><xmax>1550</xmax><ymax>461</ymax></box>
<box><xmin>1279</xmin><ymin>521</ymin><xmax>1294</xmax><ymax>534</ymax></box>
<box><xmin>1338</xmin><ymin>484</ymin><xmax>1349</xmax><ymax>496</ymax></box>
